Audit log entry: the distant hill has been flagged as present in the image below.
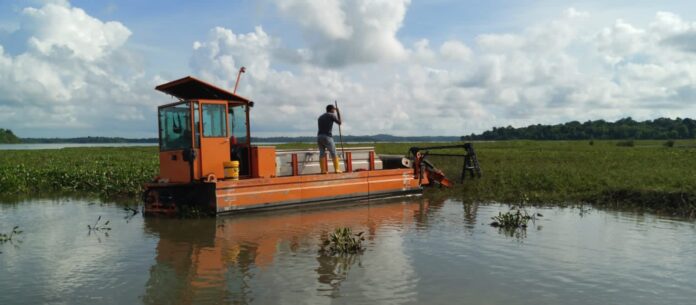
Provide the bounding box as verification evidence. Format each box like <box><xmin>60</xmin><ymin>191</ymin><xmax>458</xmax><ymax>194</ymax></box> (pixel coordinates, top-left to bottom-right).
<box><xmin>462</xmin><ymin>117</ymin><xmax>696</xmax><ymax>140</ymax></box>
<box><xmin>0</xmin><ymin>128</ymin><xmax>20</xmax><ymax>143</ymax></box>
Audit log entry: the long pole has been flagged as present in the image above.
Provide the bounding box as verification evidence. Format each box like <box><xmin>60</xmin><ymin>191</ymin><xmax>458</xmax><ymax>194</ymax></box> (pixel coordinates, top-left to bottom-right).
<box><xmin>335</xmin><ymin>100</ymin><xmax>346</xmax><ymax>159</ymax></box>
<box><xmin>233</xmin><ymin>66</ymin><xmax>246</xmax><ymax>94</ymax></box>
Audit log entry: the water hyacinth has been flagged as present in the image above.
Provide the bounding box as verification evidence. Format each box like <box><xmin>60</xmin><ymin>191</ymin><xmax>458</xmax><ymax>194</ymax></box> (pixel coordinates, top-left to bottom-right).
<box><xmin>0</xmin><ymin>147</ymin><xmax>157</xmax><ymax>198</ymax></box>
<box><xmin>321</xmin><ymin>227</ymin><xmax>365</xmax><ymax>255</ymax></box>
<box><xmin>490</xmin><ymin>207</ymin><xmax>532</xmax><ymax>228</ymax></box>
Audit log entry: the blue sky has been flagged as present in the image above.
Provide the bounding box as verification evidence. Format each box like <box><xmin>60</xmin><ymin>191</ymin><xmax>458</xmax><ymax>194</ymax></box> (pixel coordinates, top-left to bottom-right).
<box><xmin>1</xmin><ymin>0</ymin><xmax>696</xmax><ymax>137</ymax></box>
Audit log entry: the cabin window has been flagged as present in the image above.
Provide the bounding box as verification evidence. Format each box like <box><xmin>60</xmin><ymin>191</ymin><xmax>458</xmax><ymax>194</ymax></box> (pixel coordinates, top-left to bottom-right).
<box><xmin>229</xmin><ymin>105</ymin><xmax>248</xmax><ymax>144</ymax></box>
<box><xmin>202</xmin><ymin>104</ymin><xmax>227</xmax><ymax>137</ymax></box>
<box><xmin>158</xmin><ymin>103</ymin><xmax>192</xmax><ymax>151</ymax></box>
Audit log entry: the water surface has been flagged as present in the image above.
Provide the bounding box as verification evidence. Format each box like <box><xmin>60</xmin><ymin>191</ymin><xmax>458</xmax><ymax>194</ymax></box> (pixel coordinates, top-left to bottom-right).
<box><xmin>1</xmin><ymin>197</ymin><xmax>694</xmax><ymax>305</ymax></box>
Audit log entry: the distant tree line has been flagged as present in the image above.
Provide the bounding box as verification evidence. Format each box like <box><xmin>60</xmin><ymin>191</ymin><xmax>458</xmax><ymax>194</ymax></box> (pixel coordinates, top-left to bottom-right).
<box><xmin>462</xmin><ymin>117</ymin><xmax>696</xmax><ymax>140</ymax></box>
<box><xmin>20</xmin><ymin>136</ymin><xmax>158</xmax><ymax>144</ymax></box>
<box><xmin>6</xmin><ymin>133</ymin><xmax>459</xmax><ymax>144</ymax></box>
<box><xmin>0</xmin><ymin>128</ymin><xmax>21</xmax><ymax>143</ymax></box>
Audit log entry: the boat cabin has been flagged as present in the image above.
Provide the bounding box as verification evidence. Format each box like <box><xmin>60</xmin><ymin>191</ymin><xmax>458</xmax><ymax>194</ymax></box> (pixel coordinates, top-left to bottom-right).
<box><xmin>155</xmin><ymin>76</ymin><xmax>255</xmax><ymax>183</ymax></box>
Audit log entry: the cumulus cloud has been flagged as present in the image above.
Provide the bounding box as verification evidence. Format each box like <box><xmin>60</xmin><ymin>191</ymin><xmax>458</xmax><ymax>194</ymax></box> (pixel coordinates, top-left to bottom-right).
<box><xmin>189</xmin><ymin>6</ymin><xmax>696</xmax><ymax>136</ymax></box>
<box><xmin>4</xmin><ymin>1</ymin><xmax>696</xmax><ymax>138</ymax></box>
<box><xmin>190</xmin><ymin>25</ymin><xmax>491</xmax><ymax>136</ymax></box>
<box><xmin>440</xmin><ymin>40</ymin><xmax>473</xmax><ymax>61</ymax></box>
<box><xmin>191</xmin><ymin>26</ymin><xmax>274</xmax><ymax>83</ymax></box>
<box><xmin>272</xmin><ymin>0</ymin><xmax>410</xmax><ymax>67</ymax></box>
<box><xmin>274</xmin><ymin>0</ymin><xmax>352</xmax><ymax>40</ymax></box>
<box><xmin>22</xmin><ymin>3</ymin><xmax>131</xmax><ymax>61</ymax></box>
<box><xmin>0</xmin><ymin>1</ymin><xmax>157</xmax><ymax>136</ymax></box>
<box><xmin>190</xmin><ymin>26</ymin><xmax>371</xmax><ymax>135</ymax></box>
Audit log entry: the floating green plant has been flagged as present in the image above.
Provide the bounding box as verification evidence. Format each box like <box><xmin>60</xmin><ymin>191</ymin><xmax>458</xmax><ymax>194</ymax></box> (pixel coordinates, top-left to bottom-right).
<box><xmin>490</xmin><ymin>207</ymin><xmax>532</xmax><ymax>229</ymax></box>
<box><xmin>321</xmin><ymin>227</ymin><xmax>365</xmax><ymax>255</ymax></box>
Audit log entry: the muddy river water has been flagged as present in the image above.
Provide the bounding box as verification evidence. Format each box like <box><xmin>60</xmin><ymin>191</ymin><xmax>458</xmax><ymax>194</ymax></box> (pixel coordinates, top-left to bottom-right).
<box><xmin>1</xmin><ymin>197</ymin><xmax>695</xmax><ymax>305</ymax></box>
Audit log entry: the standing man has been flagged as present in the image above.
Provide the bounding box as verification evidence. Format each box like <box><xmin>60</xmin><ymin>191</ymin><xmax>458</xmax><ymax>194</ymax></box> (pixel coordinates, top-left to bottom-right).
<box><xmin>317</xmin><ymin>104</ymin><xmax>342</xmax><ymax>174</ymax></box>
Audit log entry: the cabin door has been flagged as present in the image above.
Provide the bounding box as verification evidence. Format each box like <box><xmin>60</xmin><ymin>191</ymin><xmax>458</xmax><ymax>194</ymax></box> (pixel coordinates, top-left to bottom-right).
<box><xmin>157</xmin><ymin>101</ymin><xmax>196</xmax><ymax>183</ymax></box>
<box><xmin>198</xmin><ymin>101</ymin><xmax>231</xmax><ymax>180</ymax></box>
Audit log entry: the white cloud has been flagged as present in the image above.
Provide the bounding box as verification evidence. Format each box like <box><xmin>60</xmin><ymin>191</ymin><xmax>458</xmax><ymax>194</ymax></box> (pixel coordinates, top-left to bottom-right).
<box><xmin>190</xmin><ymin>26</ymin><xmax>492</xmax><ymax>136</ymax></box>
<box><xmin>22</xmin><ymin>3</ymin><xmax>131</xmax><ymax>61</ymax></box>
<box><xmin>189</xmin><ymin>6</ymin><xmax>696</xmax><ymax>136</ymax></box>
<box><xmin>4</xmin><ymin>1</ymin><xmax>696</xmax><ymax>138</ymax></box>
<box><xmin>0</xmin><ymin>1</ymin><xmax>157</xmax><ymax>137</ymax></box>
<box><xmin>596</xmin><ymin>19</ymin><xmax>646</xmax><ymax>64</ymax></box>
<box><xmin>191</xmin><ymin>26</ymin><xmax>273</xmax><ymax>83</ymax></box>
<box><xmin>440</xmin><ymin>40</ymin><xmax>473</xmax><ymax>61</ymax></box>
<box><xmin>271</xmin><ymin>0</ymin><xmax>410</xmax><ymax>67</ymax></box>
<box><xmin>275</xmin><ymin>0</ymin><xmax>352</xmax><ymax>40</ymax></box>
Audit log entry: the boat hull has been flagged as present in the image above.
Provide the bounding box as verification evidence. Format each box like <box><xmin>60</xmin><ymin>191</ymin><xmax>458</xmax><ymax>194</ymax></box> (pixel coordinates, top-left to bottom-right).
<box><xmin>143</xmin><ymin>168</ymin><xmax>422</xmax><ymax>215</ymax></box>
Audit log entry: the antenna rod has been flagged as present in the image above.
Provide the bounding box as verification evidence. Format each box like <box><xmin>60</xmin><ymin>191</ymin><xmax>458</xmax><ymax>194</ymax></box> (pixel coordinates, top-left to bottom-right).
<box><xmin>233</xmin><ymin>66</ymin><xmax>246</xmax><ymax>94</ymax></box>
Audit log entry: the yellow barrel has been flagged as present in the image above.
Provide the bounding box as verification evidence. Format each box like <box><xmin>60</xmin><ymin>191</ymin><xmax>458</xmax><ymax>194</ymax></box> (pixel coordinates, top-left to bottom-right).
<box><xmin>224</xmin><ymin>161</ymin><xmax>240</xmax><ymax>180</ymax></box>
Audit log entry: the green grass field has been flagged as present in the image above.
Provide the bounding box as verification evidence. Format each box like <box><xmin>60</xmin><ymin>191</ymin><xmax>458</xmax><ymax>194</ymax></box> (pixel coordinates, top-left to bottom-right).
<box><xmin>1</xmin><ymin>140</ymin><xmax>695</xmax><ymax>215</ymax></box>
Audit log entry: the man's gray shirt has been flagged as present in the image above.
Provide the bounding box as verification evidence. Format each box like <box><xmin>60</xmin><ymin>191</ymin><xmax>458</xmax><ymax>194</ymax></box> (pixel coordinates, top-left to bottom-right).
<box><xmin>317</xmin><ymin>112</ymin><xmax>340</xmax><ymax>136</ymax></box>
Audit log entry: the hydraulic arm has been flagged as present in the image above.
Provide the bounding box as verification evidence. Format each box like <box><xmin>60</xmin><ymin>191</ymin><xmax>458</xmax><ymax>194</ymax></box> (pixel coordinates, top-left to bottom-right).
<box><xmin>408</xmin><ymin>143</ymin><xmax>482</xmax><ymax>187</ymax></box>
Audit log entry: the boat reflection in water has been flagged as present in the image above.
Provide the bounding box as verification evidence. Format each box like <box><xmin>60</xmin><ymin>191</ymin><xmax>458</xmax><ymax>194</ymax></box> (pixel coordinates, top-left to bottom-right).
<box><xmin>141</xmin><ymin>198</ymin><xmax>440</xmax><ymax>304</ymax></box>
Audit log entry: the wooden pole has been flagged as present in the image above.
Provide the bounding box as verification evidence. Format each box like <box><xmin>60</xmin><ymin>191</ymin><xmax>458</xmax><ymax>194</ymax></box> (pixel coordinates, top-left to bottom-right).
<box><xmin>334</xmin><ymin>100</ymin><xmax>346</xmax><ymax>160</ymax></box>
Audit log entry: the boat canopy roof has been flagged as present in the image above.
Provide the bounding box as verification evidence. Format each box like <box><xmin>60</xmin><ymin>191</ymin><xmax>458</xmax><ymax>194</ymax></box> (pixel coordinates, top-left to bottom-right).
<box><xmin>155</xmin><ymin>76</ymin><xmax>250</xmax><ymax>103</ymax></box>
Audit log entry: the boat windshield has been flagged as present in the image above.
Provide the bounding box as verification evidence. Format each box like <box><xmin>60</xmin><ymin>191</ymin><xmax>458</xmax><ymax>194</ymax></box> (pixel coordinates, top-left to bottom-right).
<box><xmin>159</xmin><ymin>103</ymin><xmax>192</xmax><ymax>151</ymax></box>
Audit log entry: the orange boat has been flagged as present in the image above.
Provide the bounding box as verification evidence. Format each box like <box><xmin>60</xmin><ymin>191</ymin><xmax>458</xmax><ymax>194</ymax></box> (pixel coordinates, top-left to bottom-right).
<box><xmin>142</xmin><ymin>76</ymin><xmax>478</xmax><ymax>215</ymax></box>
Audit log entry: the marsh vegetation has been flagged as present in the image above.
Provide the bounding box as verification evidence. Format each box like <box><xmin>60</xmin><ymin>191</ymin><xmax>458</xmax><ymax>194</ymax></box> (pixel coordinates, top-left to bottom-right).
<box><xmin>1</xmin><ymin>140</ymin><xmax>695</xmax><ymax>215</ymax></box>
<box><xmin>409</xmin><ymin>140</ymin><xmax>696</xmax><ymax>216</ymax></box>
<box><xmin>0</xmin><ymin>147</ymin><xmax>156</xmax><ymax>197</ymax></box>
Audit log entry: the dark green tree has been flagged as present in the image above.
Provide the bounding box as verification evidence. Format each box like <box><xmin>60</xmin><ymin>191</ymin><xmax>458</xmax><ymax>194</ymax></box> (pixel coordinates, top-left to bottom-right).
<box><xmin>463</xmin><ymin>117</ymin><xmax>696</xmax><ymax>140</ymax></box>
<box><xmin>0</xmin><ymin>128</ymin><xmax>21</xmax><ymax>143</ymax></box>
